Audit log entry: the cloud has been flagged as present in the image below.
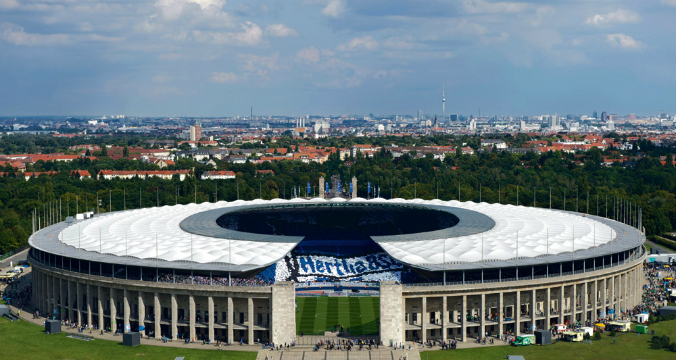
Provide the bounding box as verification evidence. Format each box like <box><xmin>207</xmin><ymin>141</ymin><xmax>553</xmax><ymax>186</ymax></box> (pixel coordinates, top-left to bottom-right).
<box><xmin>462</xmin><ymin>0</ymin><xmax>527</xmax><ymax>14</ymax></box>
<box><xmin>606</xmin><ymin>33</ymin><xmax>643</xmax><ymax>50</ymax></box>
<box><xmin>156</xmin><ymin>0</ymin><xmax>226</xmax><ymax>21</ymax></box>
<box><xmin>211</xmin><ymin>72</ymin><xmax>238</xmax><ymax>83</ymax></box>
<box><xmin>322</xmin><ymin>0</ymin><xmax>344</xmax><ymax>18</ymax></box>
<box><xmin>660</xmin><ymin>0</ymin><xmax>676</xmax><ymax>8</ymax></box>
<box><xmin>337</xmin><ymin>36</ymin><xmax>377</xmax><ymax>51</ymax></box>
<box><xmin>586</xmin><ymin>9</ymin><xmax>641</xmax><ymax>27</ymax></box>
<box><xmin>0</xmin><ymin>22</ymin><xmax>69</xmax><ymax>46</ymax></box>
<box><xmin>238</xmin><ymin>53</ymin><xmax>279</xmax><ymax>78</ymax></box>
<box><xmin>265</xmin><ymin>24</ymin><xmax>298</xmax><ymax>38</ymax></box>
<box><xmin>296</xmin><ymin>46</ymin><xmax>321</xmax><ymax>63</ymax></box>
<box><xmin>0</xmin><ymin>0</ymin><xmax>18</xmax><ymax>10</ymax></box>
<box><xmin>193</xmin><ymin>21</ymin><xmax>263</xmax><ymax>46</ymax></box>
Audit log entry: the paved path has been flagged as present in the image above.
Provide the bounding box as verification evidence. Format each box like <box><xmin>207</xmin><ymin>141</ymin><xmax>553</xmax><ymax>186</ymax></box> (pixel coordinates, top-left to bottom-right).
<box><xmin>256</xmin><ymin>348</ymin><xmax>421</xmax><ymax>360</ymax></box>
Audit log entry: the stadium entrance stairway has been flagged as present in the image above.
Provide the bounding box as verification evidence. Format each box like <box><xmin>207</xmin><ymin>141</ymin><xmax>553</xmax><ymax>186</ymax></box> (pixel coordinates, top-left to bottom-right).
<box><xmin>255</xmin><ymin>347</ymin><xmax>420</xmax><ymax>360</ymax></box>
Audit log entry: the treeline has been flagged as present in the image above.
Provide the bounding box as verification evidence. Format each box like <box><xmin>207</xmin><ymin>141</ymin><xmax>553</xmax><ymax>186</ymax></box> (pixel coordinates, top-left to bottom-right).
<box><xmin>2</xmin><ymin>134</ymin><xmax>676</xmax><ymax>255</ymax></box>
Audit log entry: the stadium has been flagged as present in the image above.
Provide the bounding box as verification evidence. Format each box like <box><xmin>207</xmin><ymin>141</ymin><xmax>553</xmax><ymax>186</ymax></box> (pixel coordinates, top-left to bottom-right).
<box><xmin>28</xmin><ymin>197</ymin><xmax>646</xmax><ymax>345</ymax></box>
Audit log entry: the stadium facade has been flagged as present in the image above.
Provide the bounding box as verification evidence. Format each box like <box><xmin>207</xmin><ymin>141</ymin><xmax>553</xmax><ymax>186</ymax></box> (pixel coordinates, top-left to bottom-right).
<box><xmin>28</xmin><ymin>198</ymin><xmax>646</xmax><ymax>345</ymax></box>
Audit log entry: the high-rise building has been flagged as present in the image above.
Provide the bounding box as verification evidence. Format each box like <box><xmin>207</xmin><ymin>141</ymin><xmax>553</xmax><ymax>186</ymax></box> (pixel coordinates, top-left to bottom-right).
<box><xmin>592</xmin><ymin>111</ymin><xmax>598</xmax><ymax>119</ymax></box>
<box><xmin>450</xmin><ymin>114</ymin><xmax>458</xmax><ymax>122</ymax></box>
<box><xmin>417</xmin><ymin>109</ymin><xmax>424</xmax><ymax>121</ymax></box>
<box><xmin>189</xmin><ymin>122</ymin><xmax>202</xmax><ymax>141</ymax></box>
<box><xmin>548</xmin><ymin>115</ymin><xmax>560</xmax><ymax>129</ymax></box>
<box><xmin>627</xmin><ymin>113</ymin><xmax>637</xmax><ymax>121</ymax></box>
<box><xmin>601</xmin><ymin>111</ymin><xmax>608</xmax><ymax>121</ymax></box>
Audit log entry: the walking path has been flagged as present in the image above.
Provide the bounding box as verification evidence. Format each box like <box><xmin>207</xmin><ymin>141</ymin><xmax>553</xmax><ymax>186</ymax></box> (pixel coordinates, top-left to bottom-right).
<box><xmin>256</xmin><ymin>347</ymin><xmax>421</xmax><ymax>360</ymax></box>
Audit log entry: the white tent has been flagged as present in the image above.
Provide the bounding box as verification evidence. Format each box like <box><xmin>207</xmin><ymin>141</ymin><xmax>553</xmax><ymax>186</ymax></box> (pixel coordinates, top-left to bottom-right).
<box><xmin>634</xmin><ymin>313</ymin><xmax>649</xmax><ymax>323</ymax></box>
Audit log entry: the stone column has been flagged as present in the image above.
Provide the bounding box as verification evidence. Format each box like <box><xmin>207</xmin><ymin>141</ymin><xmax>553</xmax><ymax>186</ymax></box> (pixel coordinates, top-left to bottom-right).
<box><xmin>618</xmin><ymin>274</ymin><xmax>623</xmax><ymax>315</ymax></box>
<box><xmin>43</xmin><ymin>272</ymin><xmax>49</xmax><ymax>314</ymax></box>
<box><xmin>498</xmin><ymin>292</ymin><xmax>504</xmax><ymax>337</ymax></box>
<box><xmin>67</xmin><ymin>280</ymin><xmax>72</xmax><ymax>320</ymax></box>
<box><xmin>421</xmin><ymin>297</ymin><xmax>427</xmax><ymax>343</ymax></box>
<box><xmin>227</xmin><ymin>297</ymin><xmax>234</xmax><ymax>344</ymax></box>
<box><xmin>86</xmin><ymin>284</ymin><xmax>92</xmax><ymax>327</ymax></box>
<box><xmin>138</xmin><ymin>292</ymin><xmax>145</xmax><ymax>335</ymax></box>
<box><xmin>110</xmin><ymin>288</ymin><xmax>117</xmax><ymax>333</ymax></box>
<box><xmin>189</xmin><ymin>294</ymin><xmax>196</xmax><ymax>341</ymax></box>
<box><xmin>545</xmin><ymin>287</ymin><xmax>551</xmax><ymax>329</ymax></box>
<box><xmin>601</xmin><ymin>278</ymin><xmax>607</xmax><ymax>318</ymax></box>
<box><xmin>248</xmin><ymin>297</ymin><xmax>254</xmax><ymax>345</ymax></box>
<box><xmin>581</xmin><ymin>282</ymin><xmax>587</xmax><ymax>324</ymax></box>
<box><xmin>170</xmin><ymin>293</ymin><xmax>177</xmax><ymax>340</ymax></box>
<box><xmin>76</xmin><ymin>282</ymin><xmax>82</xmax><ymax>325</ymax></box>
<box><xmin>272</xmin><ymin>282</ymin><xmax>298</xmax><ymax>345</ymax></box>
<box><xmin>123</xmin><ymin>289</ymin><xmax>130</xmax><ymax>333</ymax></box>
<box><xmin>461</xmin><ymin>295</ymin><xmax>467</xmax><ymax>342</ymax></box>
<box><xmin>530</xmin><ymin>289</ymin><xmax>536</xmax><ymax>330</ymax></box>
<box><xmin>610</xmin><ymin>276</ymin><xmax>615</xmax><ymax>318</ymax></box>
<box><xmin>559</xmin><ymin>285</ymin><xmax>564</xmax><ymax>323</ymax></box>
<box><xmin>97</xmin><ymin>286</ymin><xmax>104</xmax><ymax>330</ymax></box>
<box><xmin>515</xmin><ymin>291</ymin><xmax>521</xmax><ymax>336</ymax></box>
<box><xmin>625</xmin><ymin>270</ymin><xmax>629</xmax><ymax>310</ymax></box>
<box><xmin>52</xmin><ymin>276</ymin><xmax>58</xmax><ymax>316</ymax></box>
<box><xmin>153</xmin><ymin>293</ymin><xmax>161</xmax><ymax>339</ymax></box>
<box><xmin>208</xmin><ymin>296</ymin><xmax>214</xmax><ymax>342</ymax></box>
<box><xmin>442</xmin><ymin>296</ymin><xmax>448</xmax><ymax>342</ymax></box>
<box><xmin>572</xmin><ymin>284</ymin><xmax>577</xmax><ymax>322</ymax></box>
<box><xmin>59</xmin><ymin>278</ymin><xmax>65</xmax><ymax>320</ymax></box>
<box><xmin>480</xmin><ymin>294</ymin><xmax>486</xmax><ymax>338</ymax></box>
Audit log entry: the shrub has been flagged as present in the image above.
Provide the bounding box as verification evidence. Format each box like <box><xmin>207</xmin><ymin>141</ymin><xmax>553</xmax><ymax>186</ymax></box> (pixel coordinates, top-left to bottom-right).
<box><xmin>593</xmin><ymin>332</ymin><xmax>602</xmax><ymax>341</ymax></box>
<box><xmin>649</xmin><ymin>335</ymin><xmax>671</xmax><ymax>350</ymax></box>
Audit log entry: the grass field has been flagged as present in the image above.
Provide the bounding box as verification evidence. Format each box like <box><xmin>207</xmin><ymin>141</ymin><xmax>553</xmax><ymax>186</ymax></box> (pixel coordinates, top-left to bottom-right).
<box><xmin>296</xmin><ymin>296</ymin><xmax>379</xmax><ymax>336</ymax></box>
<box><xmin>0</xmin><ymin>316</ymin><xmax>256</xmax><ymax>360</ymax></box>
<box><xmin>423</xmin><ymin>320</ymin><xmax>676</xmax><ymax>360</ymax></box>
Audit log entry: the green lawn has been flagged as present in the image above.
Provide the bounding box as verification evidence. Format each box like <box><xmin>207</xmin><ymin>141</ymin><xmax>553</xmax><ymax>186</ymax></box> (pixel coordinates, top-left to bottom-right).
<box><xmin>296</xmin><ymin>296</ymin><xmax>379</xmax><ymax>336</ymax></box>
<box><xmin>0</xmin><ymin>317</ymin><xmax>256</xmax><ymax>360</ymax></box>
<box><xmin>422</xmin><ymin>320</ymin><xmax>676</xmax><ymax>360</ymax></box>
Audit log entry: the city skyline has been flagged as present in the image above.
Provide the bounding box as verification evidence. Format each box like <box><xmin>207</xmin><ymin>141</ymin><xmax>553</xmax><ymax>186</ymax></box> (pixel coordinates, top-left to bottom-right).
<box><xmin>1</xmin><ymin>1</ymin><xmax>675</xmax><ymax>117</ymax></box>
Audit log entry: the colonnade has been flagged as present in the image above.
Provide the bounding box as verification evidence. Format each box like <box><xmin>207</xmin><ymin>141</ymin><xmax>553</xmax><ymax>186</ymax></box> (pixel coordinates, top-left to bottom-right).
<box><xmin>30</xmin><ymin>259</ymin><xmax>296</xmax><ymax>345</ymax></box>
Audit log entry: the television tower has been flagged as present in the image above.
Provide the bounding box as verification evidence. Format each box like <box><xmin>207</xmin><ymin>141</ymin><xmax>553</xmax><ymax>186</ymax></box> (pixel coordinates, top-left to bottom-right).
<box><xmin>442</xmin><ymin>84</ymin><xmax>446</xmax><ymax>122</ymax></box>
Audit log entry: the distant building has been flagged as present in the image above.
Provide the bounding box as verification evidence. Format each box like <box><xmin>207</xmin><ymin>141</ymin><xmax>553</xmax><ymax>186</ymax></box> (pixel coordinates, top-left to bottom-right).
<box><xmin>601</xmin><ymin>111</ymin><xmax>608</xmax><ymax>121</ymax></box>
<box><xmin>481</xmin><ymin>139</ymin><xmax>507</xmax><ymax>149</ymax></box>
<box><xmin>190</xmin><ymin>122</ymin><xmax>202</xmax><ymax>142</ymax></box>
<box><xmin>201</xmin><ymin>171</ymin><xmax>235</xmax><ymax>180</ymax></box>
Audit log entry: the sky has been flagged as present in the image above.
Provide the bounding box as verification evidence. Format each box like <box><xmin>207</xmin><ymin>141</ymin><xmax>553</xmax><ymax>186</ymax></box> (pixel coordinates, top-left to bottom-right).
<box><xmin>1</xmin><ymin>0</ymin><xmax>675</xmax><ymax>118</ymax></box>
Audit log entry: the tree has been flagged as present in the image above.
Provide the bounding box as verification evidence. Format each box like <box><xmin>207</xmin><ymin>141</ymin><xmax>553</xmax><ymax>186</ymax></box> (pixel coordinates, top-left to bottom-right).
<box><xmin>101</xmin><ymin>146</ymin><xmax>108</xmax><ymax>157</ymax></box>
<box><xmin>123</xmin><ymin>145</ymin><xmax>129</xmax><ymax>157</ymax></box>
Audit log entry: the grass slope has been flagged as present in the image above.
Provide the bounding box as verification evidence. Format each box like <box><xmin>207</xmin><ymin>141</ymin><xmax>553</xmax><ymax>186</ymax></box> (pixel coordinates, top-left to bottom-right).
<box><xmin>296</xmin><ymin>296</ymin><xmax>379</xmax><ymax>336</ymax></box>
<box><xmin>0</xmin><ymin>317</ymin><xmax>256</xmax><ymax>360</ymax></box>
<box><xmin>423</xmin><ymin>320</ymin><xmax>676</xmax><ymax>360</ymax></box>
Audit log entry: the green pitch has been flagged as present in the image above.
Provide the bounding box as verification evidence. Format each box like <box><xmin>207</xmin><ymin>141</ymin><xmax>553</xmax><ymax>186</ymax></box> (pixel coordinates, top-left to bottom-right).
<box><xmin>296</xmin><ymin>296</ymin><xmax>379</xmax><ymax>336</ymax></box>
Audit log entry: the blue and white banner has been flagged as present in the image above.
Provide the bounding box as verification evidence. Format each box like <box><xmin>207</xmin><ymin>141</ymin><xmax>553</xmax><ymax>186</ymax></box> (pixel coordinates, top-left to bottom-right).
<box><xmin>295</xmin><ymin>253</ymin><xmax>403</xmax><ymax>278</ymax></box>
<box><xmin>350</xmin><ymin>182</ymin><xmax>353</xmax><ymax>193</ymax></box>
<box><xmin>325</xmin><ymin>181</ymin><xmax>329</xmax><ymax>193</ymax></box>
<box><xmin>307</xmin><ymin>182</ymin><xmax>311</xmax><ymax>194</ymax></box>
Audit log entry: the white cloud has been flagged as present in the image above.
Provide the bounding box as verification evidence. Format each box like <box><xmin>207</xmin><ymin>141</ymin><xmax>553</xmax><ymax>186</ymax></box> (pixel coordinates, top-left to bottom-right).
<box><xmin>296</xmin><ymin>46</ymin><xmax>321</xmax><ymax>63</ymax></box>
<box><xmin>0</xmin><ymin>0</ymin><xmax>19</xmax><ymax>10</ymax></box>
<box><xmin>660</xmin><ymin>0</ymin><xmax>676</xmax><ymax>8</ymax></box>
<box><xmin>194</xmin><ymin>21</ymin><xmax>263</xmax><ymax>46</ymax></box>
<box><xmin>384</xmin><ymin>36</ymin><xmax>416</xmax><ymax>50</ymax></box>
<box><xmin>211</xmin><ymin>72</ymin><xmax>238</xmax><ymax>83</ymax></box>
<box><xmin>462</xmin><ymin>0</ymin><xmax>527</xmax><ymax>14</ymax></box>
<box><xmin>238</xmin><ymin>52</ymin><xmax>279</xmax><ymax>78</ymax></box>
<box><xmin>337</xmin><ymin>36</ymin><xmax>378</xmax><ymax>51</ymax></box>
<box><xmin>156</xmin><ymin>0</ymin><xmax>226</xmax><ymax>21</ymax></box>
<box><xmin>321</xmin><ymin>0</ymin><xmax>344</xmax><ymax>18</ymax></box>
<box><xmin>265</xmin><ymin>24</ymin><xmax>298</xmax><ymax>38</ymax></box>
<box><xmin>0</xmin><ymin>22</ymin><xmax>69</xmax><ymax>46</ymax></box>
<box><xmin>606</xmin><ymin>33</ymin><xmax>643</xmax><ymax>50</ymax></box>
<box><xmin>586</xmin><ymin>9</ymin><xmax>641</xmax><ymax>27</ymax></box>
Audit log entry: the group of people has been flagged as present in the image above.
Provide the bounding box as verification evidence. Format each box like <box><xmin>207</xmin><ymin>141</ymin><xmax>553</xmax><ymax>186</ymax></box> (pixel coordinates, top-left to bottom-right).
<box><xmin>314</xmin><ymin>338</ymin><xmax>380</xmax><ymax>351</ymax></box>
<box><xmin>154</xmin><ymin>274</ymin><xmax>271</xmax><ymax>286</ymax></box>
<box><xmin>261</xmin><ymin>341</ymin><xmax>293</xmax><ymax>351</ymax></box>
